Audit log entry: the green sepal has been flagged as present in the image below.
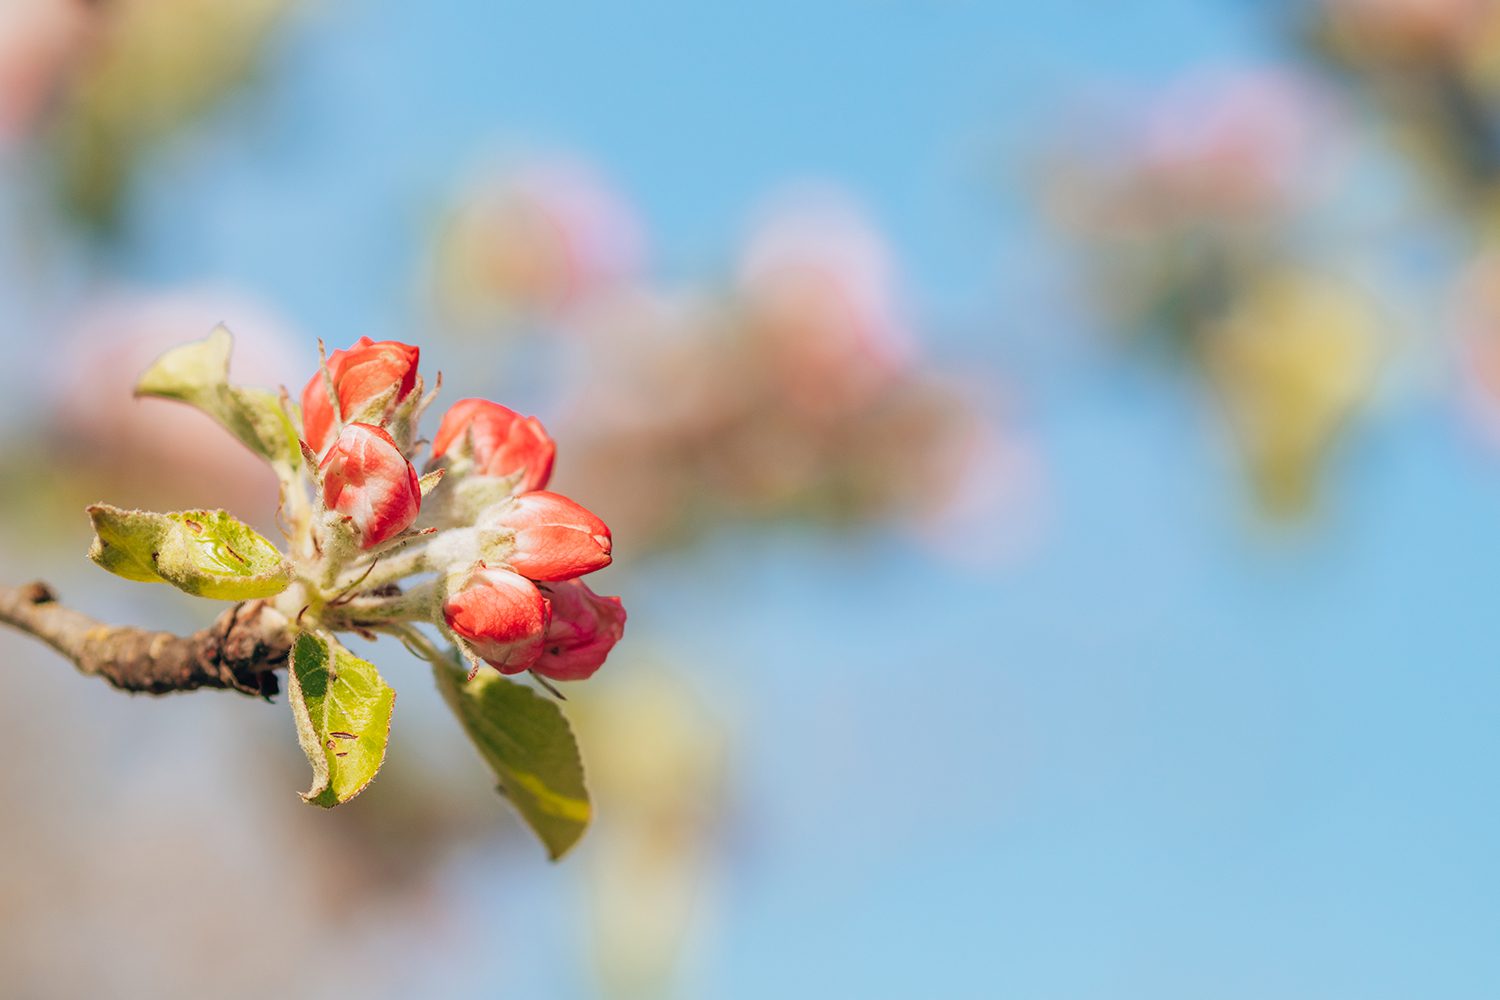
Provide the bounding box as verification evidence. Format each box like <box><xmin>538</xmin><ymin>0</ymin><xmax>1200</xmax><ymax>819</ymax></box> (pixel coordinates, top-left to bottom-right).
<box><xmin>434</xmin><ymin>656</ymin><xmax>591</xmax><ymax>860</ymax></box>
<box><xmin>135</xmin><ymin>326</ymin><xmax>302</xmax><ymax>477</ymax></box>
<box><xmin>287</xmin><ymin>631</ymin><xmax>397</xmax><ymax>808</ymax></box>
<box><xmin>86</xmin><ymin>504</ymin><xmax>292</xmax><ymax>600</ymax></box>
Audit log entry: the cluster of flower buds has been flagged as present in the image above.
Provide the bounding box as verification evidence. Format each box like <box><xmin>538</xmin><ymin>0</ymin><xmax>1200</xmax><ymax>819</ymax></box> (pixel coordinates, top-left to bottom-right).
<box><xmin>82</xmin><ymin>327</ymin><xmax>620</xmax><ymax>842</ymax></box>
<box><xmin>300</xmin><ymin>337</ymin><xmax>624</xmax><ymax>683</ymax></box>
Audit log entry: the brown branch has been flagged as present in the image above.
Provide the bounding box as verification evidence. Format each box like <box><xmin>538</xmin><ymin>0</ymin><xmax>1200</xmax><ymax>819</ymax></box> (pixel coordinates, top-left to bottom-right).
<box><xmin>0</xmin><ymin>582</ymin><xmax>292</xmax><ymax>698</ymax></box>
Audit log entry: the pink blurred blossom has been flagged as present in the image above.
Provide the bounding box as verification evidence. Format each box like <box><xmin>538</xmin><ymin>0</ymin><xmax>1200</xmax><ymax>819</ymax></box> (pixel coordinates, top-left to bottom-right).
<box><xmin>437</xmin><ymin>157</ymin><xmax>645</xmax><ymax>322</ymax></box>
<box><xmin>0</xmin><ymin>0</ymin><xmax>91</xmax><ymax>142</ymax></box>
<box><xmin>1054</xmin><ymin>68</ymin><xmax>1345</xmax><ymax>235</ymax></box>
<box><xmin>1134</xmin><ymin>69</ymin><xmax>1336</xmax><ymax>217</ymax></box>
<box><xmin>567</xmin><ymin>287</ymin><xmax>747</xmax><ymax>433</ymax></box>
<box><xmin>737</xmin><ymin>191</ymin><xmax>915</xmax><ymax>414</ymax></box>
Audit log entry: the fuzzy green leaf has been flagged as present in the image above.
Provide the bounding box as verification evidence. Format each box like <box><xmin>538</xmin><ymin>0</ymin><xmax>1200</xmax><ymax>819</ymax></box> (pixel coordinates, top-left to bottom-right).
<box><xmin>87</xmin><ymin>505</ymin><xmax>291</xmax><ymax>600</ymax></box>
<box><xmin>435</xmin><ymin>658</ymin><xmax>590</xmax><ymax>859</ymax></box>
<box><xmin>85</xmin><ymin>505</ymin><xmax>167</xmax><ymax>583</ymax></box>
<box><xmin>288</xmin><ymin>632</ymin><xmax>396</xmax><ymax>808</ymax></box>
<box><xmin>135</xmin><ymin>326</ymin><xmax>302</xmax><ymax>475</ymax></box>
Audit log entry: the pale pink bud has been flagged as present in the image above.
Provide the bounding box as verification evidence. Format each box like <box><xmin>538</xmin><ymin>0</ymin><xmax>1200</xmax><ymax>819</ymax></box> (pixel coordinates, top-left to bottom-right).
<box><xmin>443</xmin><ymin>566</ymin><xmax>550</xmax><ymax>673</ymax></box>
<box><xmin>319</xmin><ymin>422</ymin><xmax>422</xmax><ymax>548</ymax></box>
<box><xmin>431</xmin><ymin>398</ymin><xmax>555</xmax><ymax>492</ymax></box>
<box><xmin>493</xmin><ymin>490</ymin><xmax>612</xmax><ymax>581</ymax></box>
<box><xmin>532</xmin><ymin>579</ymin><xmax>626</xmax><ymax>681</ymax></box>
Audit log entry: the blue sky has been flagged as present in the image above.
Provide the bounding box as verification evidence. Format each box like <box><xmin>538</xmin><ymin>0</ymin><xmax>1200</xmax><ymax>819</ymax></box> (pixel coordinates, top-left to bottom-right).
<box><xmin>115</xmin><ymin>0</ymin><xmax>1274</xmax><ymax>339</ymax></box>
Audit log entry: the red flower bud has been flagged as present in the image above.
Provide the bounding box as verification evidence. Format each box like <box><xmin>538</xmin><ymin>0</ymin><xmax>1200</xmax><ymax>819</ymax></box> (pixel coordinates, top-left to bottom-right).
<box><xmin>301</xmin><ymin>337</ymin><xmax>420</xmax><ymax>455</ymax></box>
<box><xmin>532</xmin><ymin>579</ymin><xmax>626</xmax><ymax>681</ymax></box>
<box><xmin>443</xmin><ymin>566</ymin><xmax>550</xmax><ymax>673</ymax></box>
<box><xmin>319</xmin><ymin>423</ymin><xmax>422</xmax><ymax>548</ymax></box>
<box><xmin>493</xmin><ymin>490</ymin><xmax>612</xmax><ymax>581</ymax></box>
<box><xmin>431</xmin><ymin>398</ymin><xmax>555</xmax><ymax>492</ymax></box>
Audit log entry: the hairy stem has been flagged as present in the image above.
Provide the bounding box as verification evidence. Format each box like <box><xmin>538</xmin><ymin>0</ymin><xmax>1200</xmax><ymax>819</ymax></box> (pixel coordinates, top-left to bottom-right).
<box><xmin>327</xmin><ymin>581</ymin><xmax>438</xmax><ymax>628</ymax></box>
<box><xmin>0</xmin><ymin>582</ymin><xmax>292</xmax><ymax>697</ymax></box>
<box><xmin>336</xmin><ymin>542</ymin><xmax>430</xmax><ymax>594</ymax></box>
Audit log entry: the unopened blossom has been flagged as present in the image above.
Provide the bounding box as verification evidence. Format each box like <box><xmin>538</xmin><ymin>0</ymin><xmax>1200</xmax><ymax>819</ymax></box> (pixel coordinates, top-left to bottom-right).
<box><xmin>319</xmin><ymin>422</ymin><xmax>422</xmax><ymax>548</ymax></box>
<box><xmin>491</xmin><ymin>490</ymin><xmax>612</xmax><ymax>581</ymax></box>
<box><xmin>301</xmin><ymin>337</ymin><xmax>420</xmax><ymax>455</ymax></box>
<box><xmin>532</xmin><ymin>579</ymin><xmax>626</xmax><ymax>681</ymax></box>
<box><xmin>443</xmin><ymin>565</ymin><xmax>550</xmax><ymax>673</ymax></box>
<box><xmin>431</xmin><ymin>398</ymin><xmax>555</xmax><ymax>491</ymax></box>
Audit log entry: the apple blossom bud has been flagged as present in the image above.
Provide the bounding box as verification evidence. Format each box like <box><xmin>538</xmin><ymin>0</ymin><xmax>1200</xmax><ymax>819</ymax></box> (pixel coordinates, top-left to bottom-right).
<box><xmin>532</xmin><ymin>579</ymin><xmax>626</xmax><ymax>681</ymax></box>
<box><xmin>431</xmin><ymin>398</ymin><xmax>555</xmax><ymax>492</ymax></box>
<box><xmin>443</xmin><ymin>566</ymin><xmax>550</xmax><ymax>673</ymax></box>
<box><xmin>301</xmin><ymin>337</ymin><xmax>420</xmax><ymax>455</ymax></box>
<box><xmin>490</xmin><ymin>490</ymin><xmax>612</xmax><ymax>581</ymax></box>
<box><xmin>319</xmin><ymin>423</ymin><xmax>422</xmax><ymax>549</ymax></box>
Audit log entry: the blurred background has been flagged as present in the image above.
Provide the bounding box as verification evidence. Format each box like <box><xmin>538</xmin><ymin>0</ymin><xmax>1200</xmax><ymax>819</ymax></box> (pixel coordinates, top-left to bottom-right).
<box><xmin>3</xmin><ymin>0</ymin><xmax>1500</xmax><ymax>997</ymax></box>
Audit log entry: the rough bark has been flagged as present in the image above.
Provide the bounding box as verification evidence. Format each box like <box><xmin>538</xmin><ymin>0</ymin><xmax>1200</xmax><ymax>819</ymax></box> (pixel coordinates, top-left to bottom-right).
<box><xmin>0</xmin><ymin>582</ymin><xmax>291</xmax><ymax>697</ymax></box>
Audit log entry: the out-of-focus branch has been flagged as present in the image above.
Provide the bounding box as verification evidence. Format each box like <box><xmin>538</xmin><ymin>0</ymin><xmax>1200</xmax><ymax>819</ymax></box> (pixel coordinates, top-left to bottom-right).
<box><xmin>0</xmin><ymin>582</ymin><xmax>291</xmax><ymax>697</ymax></box>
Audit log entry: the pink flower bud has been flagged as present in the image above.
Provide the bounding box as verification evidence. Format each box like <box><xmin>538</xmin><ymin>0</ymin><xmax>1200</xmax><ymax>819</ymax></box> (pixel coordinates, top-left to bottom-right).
<box><xmin>443</xmin><ymin>566</ymin><xmax>550</xmax><ymax>673</ymax></box>
<box><xmin>319</xmin><ymin>423</ymin><xmax>422</xmax><ymax>549</ymax></box>
<box><xmin>532</xmin><ymin>579</ymin><xmax>626</xmax><ymax>681</ymax></box>
<box><xmin>301</xmin><ymin>337</ymin><xmax>420</xmax><ymax>455</ymax></box>
<box><xmin>431</xmin><ymin>398</ymin><xmax>555</xmax><ymax>492</ymax></box>
<box><xmin>493</xmin><ymin>490</ymin><xmax>612</xmax><ymax>581</ymax></box>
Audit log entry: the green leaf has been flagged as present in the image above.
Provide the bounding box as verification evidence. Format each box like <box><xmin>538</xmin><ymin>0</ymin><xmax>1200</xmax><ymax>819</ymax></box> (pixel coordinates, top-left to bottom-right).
<box><xmin>135</xmin><ymin>326</ymin><xmax>302</xmax><ymax>476</ymax></box>
<box><xmin>288</xmin><ymin>632</ymin><xmax>397</xmax><ymax>808</ymax></box>
<box><xmin>434</xmin><ymin>658</ymin><xmax>591</xmax><ymax>859</ymax></box>
<box><xmin>85</xmin><ymin>505</ymin><xmax>167</xmax><ymax>583</ymax></box>
<box><xmin>87</xmin><ymin>504</ymin><xmax>292</xmax><ymax>600</ymax></box>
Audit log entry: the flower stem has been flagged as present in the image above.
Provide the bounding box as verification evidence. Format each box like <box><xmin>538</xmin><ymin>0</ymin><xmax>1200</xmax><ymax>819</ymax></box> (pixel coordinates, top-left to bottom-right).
<box><xmin>381</xmin><ymin>622</ymin><xmax>451</xmax><ymax>669</ymax></box>
<box><xmin>336</xmin><ymin>543</ymin><xmax>430</xmax><ymax>593</ymax></box>
<box><xmin>327</xmin><ymin>581</ymin><xmax>438</xmax><ymax>628</ymax></box>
